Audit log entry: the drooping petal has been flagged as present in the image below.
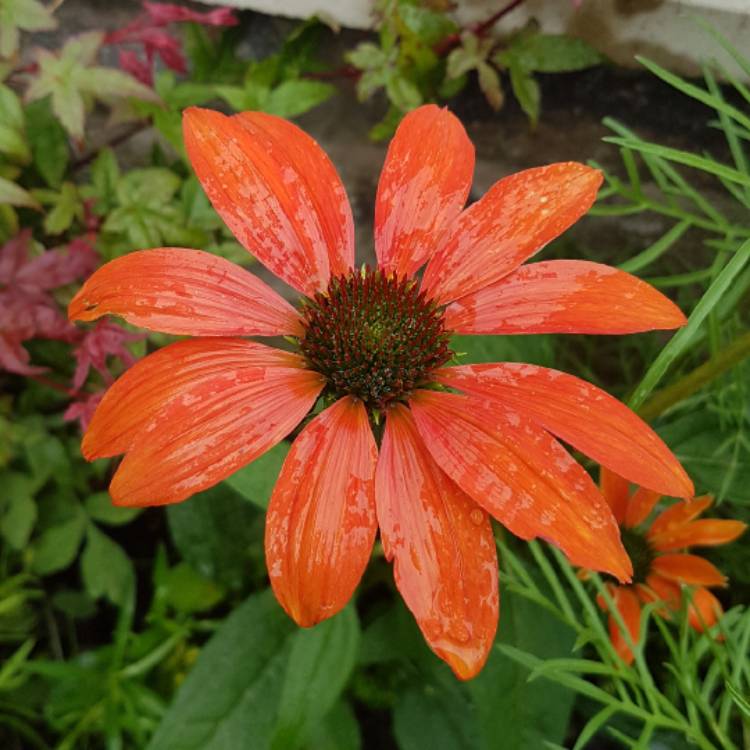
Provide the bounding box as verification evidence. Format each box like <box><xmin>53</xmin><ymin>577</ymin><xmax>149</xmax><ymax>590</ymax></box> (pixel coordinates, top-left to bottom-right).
<box><xmin>409</xmin><ymin>390</ymin><xmax>631</xmax><ymax>581</ymax></box>
<box><xmin>375</xmin><ymin>105</ymin><xmax>474</xmax><ymax>278</ymax></box>
<box><xmin>421</xmin><ymin>163</ymin><xmax>603</xmax><ymax>305</ymax></box>
<box><xmin>649</xmin><ymin>519</ymin><xmax>746</xmax><ymax>552</ymax></box>
<box><xmin>599</xmin><ymin>467</ymin><xmax>630</xmax><ymax>525</ymax></box>
<box><xmin>183</xmin><ymin>107</ymin><xmax>354</xmax><ymax>296</ymax></box>
<box><xmin>644</xmin><ymin>573</ymin><xmax>682</xmax><ymax>609</ymax></box>
<box><xmin>265</xmin><ymin>397</ymin><xmax>378</xmax><ymax>627</ymax></box>
<box><xmin>607</xmin><ymin>586</ymin><xmax>642</xmax><ymax>665</ymax></box>
<box><xmin>82</xmin><ymin>339</ymin><xmax>323</xmax><ymax>505</ymax></box>
<box><xmin>68</xmin><ymin>248</ymin><xmax>302</xmax><ymax>337</ymax></box>
<box><xmin>651</xmin><ymin>554</ymin><xmax>726</xmax><ymax>586</ymax></box>
<box><xmin>687</xmin><ymin>587</ymin><xmax>723</xmax><ymax>631</ymax></box>
<box><xmin>376</xmin><ymin>403</ymin><xmax>498</xmax><ymax>680</ymax></box>
<box><xmin>444</xmin><ymin>260</ymin><xmax>687</xmax><ymax>334</ymax></box>
<box><xmin>435</xmin><ymin>364</ymin><xmax>692</xmax><ymax>499</ymax></box>
<box><xmin>625</xmin><ymin>487</ymin><xmax>662</xmax><ymax>529</ymax></box>
<box><xmin>648</xmin><ymin>496</ymin><xmax>713</xmax><ymax>536</ymax></box>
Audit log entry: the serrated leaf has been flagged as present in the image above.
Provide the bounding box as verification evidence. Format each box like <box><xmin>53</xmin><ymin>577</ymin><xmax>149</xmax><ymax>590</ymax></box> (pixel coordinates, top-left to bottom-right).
<box><xmin>87</xmin><ymin>146</ymin><xmax>119</xmax><ymax>213</ymax></box>
<box><xmin>39</xmin><ymin>181</ymin><xmax>82</xmax><ymax>235</ymax></box>
<box><xmin>24</xmin><ymin>98</ymin><xmax>69</xmax><ymax>188</ymax></box>
<box><xmin>398</xmin><ymin>4</ymin><xmax>458</xmax><ymax>46</ymax></box>
<box><xmin>25</xmin><ymin>31</ymin><xmax>158</xmax><ymax>139</ymax></box>
<box><xmin>503</xmin><ymin>33</ymin><xmax>603</xmax><ymax>73</ymax></box>
<box><xmin>385</xmin><ymin>73</ymin><xmax>422</xmax><ymax>112</ymax></box>
<box><xmin>0</xmin><ymin>0</ymin><xmax>57</xmax><ymax>58</ymax></box>
<box><xmin>0</xmin><ymin>84</ymin><xmax>29</xmax><ymax>162</ymax></box>
<box><xmin>266</xmin><ymin>79</ymin><xmax>335</xmax><ymax>118</ymax></box>
<box><xmin>346</xmin><ymin>41</ymin><xmax>387</xmax><ymax>71</ymax></box>
<box><xmin>225</xmin><ymin>441</ymin><xmax>289</xmax><ymax>510</ymax></box>
<box><xmin>80</xmin><ymin>524</ymin><xmax>134</xmax><ymax>605</ymax></box>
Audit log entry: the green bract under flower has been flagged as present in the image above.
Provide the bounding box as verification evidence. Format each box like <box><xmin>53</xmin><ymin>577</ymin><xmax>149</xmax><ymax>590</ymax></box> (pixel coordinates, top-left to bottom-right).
<box><xmin>299</xmin><ymin>268</ymin><xmax>452</xmax><ymax>410</ymax></box>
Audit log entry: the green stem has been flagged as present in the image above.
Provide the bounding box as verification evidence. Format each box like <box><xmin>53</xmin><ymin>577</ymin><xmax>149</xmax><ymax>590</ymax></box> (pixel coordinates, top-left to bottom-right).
<box><xmin>638</xmin><ymin>329</ymin><xmax>750</xmax><ymax>420</ymax></box>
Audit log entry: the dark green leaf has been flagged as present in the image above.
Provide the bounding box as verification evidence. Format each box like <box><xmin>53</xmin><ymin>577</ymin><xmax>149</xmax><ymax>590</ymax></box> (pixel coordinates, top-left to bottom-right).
<box><xmin>167</xmin><ymin>483</ymin><xmax>259</xmax><ymax>589</ymax></box>
<box><xmin>163</xmin><ymin>562</ymin><xmax>224</xmax><ymax>614</ymax></box>
<box><xmin>80</xmin><ymin>524</ymin><xmax>135</xmax><ymax>606</ymax></box>
<box><xmin>398</xmin><ymin>5</ymin><xmax>458</xmax><ymax>46</ymax></box>
<box><xmin>452</xmin><ymin>333</ymin><xmax>555</xmax><ymax>367</ymax></box>
<box><xmin>509</xmin><ymin>60</ymin><xmax>541</xmax><ymax>126</ymax></box>
<box><xmin>87</xmin><ymin>147</ymin><xmax>119</xmax><ymax>214</ymax></box>
<box><xmin>307</xmin><ymin>702</ymin><xmax>361</xmax><ymax>750</ymax></box>
<box><xmin>225</xmin><ymin>441</ymin><xmax>289</xmax><ymax>510</ymax></box>
<box><xmin>31</xmin><ymin>508</ymin><xmax>86</xmax><ymax>575</ymax></box>
<box><xmin>272</xmin><ymin>606</ymin><xmax>360</xmax><ymax>750</ymax></box>
<box><xmin>147</xmin><ymin>590</ymin><xmax>296</xmax><ymax>750</ymax></box>
<box><xmin>85</xmin><ymin>492</ymin><xmax>141</xmax><ymax>526</ymax></box>
<box><xmin>0</xmin><ymin>472</ymin><xmax>37</xmax><ymax>549</ymax></box>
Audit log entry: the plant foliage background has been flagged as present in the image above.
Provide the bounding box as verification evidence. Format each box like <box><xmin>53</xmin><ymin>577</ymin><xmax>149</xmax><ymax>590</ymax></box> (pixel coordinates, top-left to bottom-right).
<box><xmin>0</xmin><ymin>1</ymin><xmax>749</xmax><ymax>748</ymax></box>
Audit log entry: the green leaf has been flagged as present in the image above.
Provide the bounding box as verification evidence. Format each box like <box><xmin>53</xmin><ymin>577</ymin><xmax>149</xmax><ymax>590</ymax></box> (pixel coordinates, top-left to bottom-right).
<box><xmin>80</xmin><ymin>524</ymin><xmax>135</xmax><ymax>606</ymax></box>
<box><xmin>0</xmin><ymin>176</ymin><xmax>39</xmax><ymax>209</ymax></box>
<box><xmin>272</xmin><ymin>606</ymin><xmax>360</xmax><ymax>750</ymax></box>
<box><xmin>501</xmin><ymin>33</ymin><xmax>603</xmax><ymax>73</ymax></box>
<box><xmin>453</xmin><ymin>333</ymin><xmax>555</xmax><ymax>367</ymax></box>
<box><xmin>24</xmin><ymin>98</ymin><xmax>69</xmax><ymax>188</ymax></box>
<box><xmin>38</xmin><ymin>181</ymin><xmax>82</xmax><ymax>235</ymax></box>
<box><xmin>163</xmin><ymin>562</ymin><xmax>224</xmax><ymax>614</ymax></box>
<box><xmin>87</xmin><ymin>147</ymin><xmax>119</xmax><ymax>214</ymax></box>
<box><xmin>167</xmin><ymin>483</ymin><xmax>259</xmax><ymax>589</ymax></box>
<box><xmin>0</xmin><ymin>0</ymin><xmax>57</xmax><ymax>58</ymax></box>
<box><xmin>307</xmin><ymin>702</ymin><xmax>361</xmax><ymax>750</ymax></box>
<box><xmin>398</xmin><ymin>5</ymin><xmax>458</xmax><ymax>46</ymax></box>
<box><xmin>31</xmin><ymin>509</ymin><xmax>86</xmax><ymax>575</ymax></box>
<box><xmin>346</xmin><ymin>42</ymin><xmax>387</xmax><ymax>71</ymax></box>
<box><xmin>25</xmin><ymin>31</ymin><xmax>158</xmax><ymax>139</ymax></box>
<box><xmin>266</xmin><ymin>79</ymin><xmax>335</xmax><ymax>118</ymax></box>
<box><xmin>225</xmin><ymin>441</ymin><xmax>289</xmax><ymax>510</ymax></box>
<box><xmin>147</xmin><ymin>590</ymin><xmax>297</xmax><ymax>750</ymax></box>
<box><xmin>0</xmin><ymin>472</ymin><xmax>36</xmax><ymax>549</ymax></box>
<box><xmin>468</xmin><ymin>592</ymin><xmax>575</xmax><ymax>750</ymax></box>
<box><xmin>477</xmin><ymin>61</ymin><xmax>503</xmax><ymax>111</ymax></box>
<box><xmin>657</xmin><ymin>410</ymin><xmax>750</xmax><ymax>504</ymax></box>
<box><xmin>84</xmin><ymin>492</ymin><xmax>141</xmax><ymax>526</ymax></box>
<box><xmin>385</xmin><ymin>73</ymin><xmax>422</xmax><ymax>112</ymax></box>
<box><xmin>0</xmin><ymin>84</ymin><xmax>29</xmax><ymax>162</ymax></box>
<box><xmin>509</xmin><ymin>60</ymin><xmax>541</xmax><ymax>126</ymax></box>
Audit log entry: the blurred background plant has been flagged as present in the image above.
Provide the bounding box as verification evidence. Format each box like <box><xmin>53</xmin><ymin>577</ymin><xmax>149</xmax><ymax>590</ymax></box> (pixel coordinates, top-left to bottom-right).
<box><xmin>0</xmin><ymin>0</ymin><xmax>748</xmax><ymax>748</ymax></box>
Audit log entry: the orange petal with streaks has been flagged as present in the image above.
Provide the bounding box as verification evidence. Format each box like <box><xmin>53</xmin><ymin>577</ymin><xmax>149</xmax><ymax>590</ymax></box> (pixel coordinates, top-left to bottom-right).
<box><xmin>409</xmin><ymin>390</ymin><xmax>631</xmax><ymax>582</ymax></box>
<box><xmin>648</xmin><ymin>496</ymin><xmax>713</xmax><ymax>536</ymax></box>
<box><xmin>607</xmin><ymin>586</ymin><xmax>642</xmax><ymax>665</ymax></box>
<box><xmin>650</xmin><ymin>519</ymin><xmax>746</xmax><ymax>551</ymax></box>
<box><xmin>625</xmin><ymin>486</ymin><xmax>662</xmax><ymax>529</ymax></box>
<box><xmin>375</xmin><ymin>105</ymin><xmax>474</xmax><ymax>278</ymax></box>
<box><xmin>652</xmin><ymin>554</ymin><xmax>727</xmax><ymax>586</ymax></box>
<box><xmin>445</xmin><ymin>260</ymin><xmax>686</xmax><ymax>334</ymax></box>
<box><xmin>83</xmin><ymin>339</ymin><xmax>322</xmax><ymax>506</ymax></box>
<box><xmin>376</xmin><ymin>404</ymin><xmax>498</xmax><ymax>680</ymax></box>
<box><xmin>265</xmin><ymin>397</ymin><xmax>378</xmax><ymax>627</ymax></box>
<box><xmin>183</xmin><ymin>107</ymin><xmax>353</xmax><ymax>296</ymax></box>
<box><xmin>687</xmin><ymin>587</ymin><xmax>723</xmax><ymax>632</ymax></box>
<box><xmin>644</xmin><ymin>573</ymin><xmax>682</xmax><ymax>610</ymax></box>
<box><xmin>435</xmin><ymin>364</ymin><xmax>692</xmax><ymax>499</ymax></box>
<box><xmin>421</xmin><ymin>163</ymin><xmax>602</xmax><ymax>304</ymax></box>
<box><xmin>600</xmin><ymin>467</ymin><xmax>630</xmax><ymax>526</ymax></box>
<box><xmin>68</xmin><ymin>248</ymin><xmax>302</xmax><ymax>337</ymax></box>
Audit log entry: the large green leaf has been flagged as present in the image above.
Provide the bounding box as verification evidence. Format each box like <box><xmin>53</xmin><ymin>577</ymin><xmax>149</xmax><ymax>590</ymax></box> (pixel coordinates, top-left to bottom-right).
<box><xmin>80</xmin><ymin>524</ymin><xmax>135</xmax><ymax>606</ymax></box>
<box><xmin>148</xmin><ymin>591</ymin><xmax>359</xmax><ymax>750</ymax></box>
<box><xmin>166</xmin><ymin>483</ymin><xmax>260</xmax><ymax>589</ymax></box>
<box><xmin>24</xmin><ymin>98</ymin><xmax>69</xmax><ymax>188</ymax></box>
<box><xmin>225</xmin><ymin>441</ymin><xmax>289</xmax><ymax>510</ymax></box>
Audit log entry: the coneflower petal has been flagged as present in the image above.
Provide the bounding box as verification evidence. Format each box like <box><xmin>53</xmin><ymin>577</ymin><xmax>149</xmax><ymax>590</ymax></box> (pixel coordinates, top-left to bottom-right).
<box><xmin>409</xmin><ymin>390</ymin><xmax>632</xmax><ymax>582</ymax></box>
<box><xmin>376</xmin><ymin>404</ymin><xmax>498</xmax><ymax>680</ymax></box>
<box><xmin>68</xmin><ymin>248</ymin><xmax>302</xmax><ymax>337</ymax></box>
<box><xmin>265</xmin><ymin>397</ymin><xmax>378</xmax><ymax>627</ymax></box>
<box><xmin>650</xmin><ymin>519</ymin><xmax>747</xmax><ymax>551</ymax></box>
<box><xmin>375</xmin><ymin>105</ymin><xmax>474</xmax><ymax>278</ymax></box>
<box><xmin>436</xmin><ymin>364</ymin><xmax>693</xmax><ymax>499</ymax></box>
<box><xmin>652</xmin><ymin>554</ymin><xmax>727</xmax><ymax>586</ymax></box>
<box><xmin>445</xmin><ymin>260</ymin><xmax>686</xmax><ymax>335</ymax></box>
<box><xmin>421</xmin><ymin>163</ymin><xmax>602</xmax><ymax>305</ymax></box>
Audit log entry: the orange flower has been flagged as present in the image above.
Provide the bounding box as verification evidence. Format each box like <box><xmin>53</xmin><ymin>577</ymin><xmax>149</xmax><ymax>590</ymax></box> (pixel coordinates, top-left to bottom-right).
<box><xmin>69</xmin><ymin>105</ymin><xmax>693</xmax><ymax>679</ymax></box>
<box><xmin>597</xmin><ymin>467</ymin><xmax>746</xmax><ymax>664</ymax></box>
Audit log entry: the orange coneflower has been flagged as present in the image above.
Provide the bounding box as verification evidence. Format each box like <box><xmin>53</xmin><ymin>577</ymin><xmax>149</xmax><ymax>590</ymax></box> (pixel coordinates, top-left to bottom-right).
<box><xmin>595</xmin><ymin>467</ymin><xmax>746</xmax><ymax>663</ymax></box>
<box><xmin>69</xmin><ymin>104</ymin><xmax>693</xmax><ymax>679</ymax></box>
